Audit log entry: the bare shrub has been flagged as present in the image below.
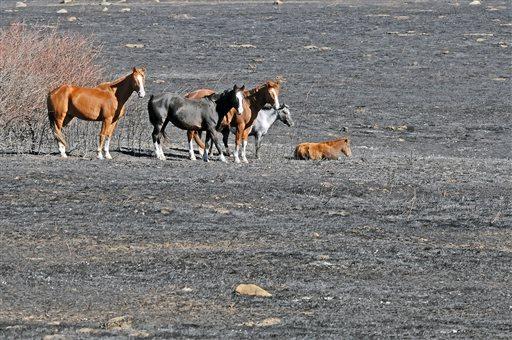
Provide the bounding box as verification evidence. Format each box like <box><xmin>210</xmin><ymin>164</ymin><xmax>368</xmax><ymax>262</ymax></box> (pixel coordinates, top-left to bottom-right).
<box><xmin>0</xmin><ymin>23</ymin><xmax>105</xmax><ymax>153</ymax></box>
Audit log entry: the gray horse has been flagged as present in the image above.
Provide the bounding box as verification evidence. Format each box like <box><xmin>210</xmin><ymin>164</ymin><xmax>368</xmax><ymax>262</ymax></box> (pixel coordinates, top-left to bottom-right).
<box><xmin>148</xmin><ymin>85</ymin><xmax>245</xmax><ymax>162</ymax></box>
<box><xmin>249</xmin><ymin>103</ymin><xmax>293</xmax><ymax>158</ymax></box>
<box><xmin>205</xmin><ymin>103</ymin><xmax>293</xmax><ymax>159</ymax></box>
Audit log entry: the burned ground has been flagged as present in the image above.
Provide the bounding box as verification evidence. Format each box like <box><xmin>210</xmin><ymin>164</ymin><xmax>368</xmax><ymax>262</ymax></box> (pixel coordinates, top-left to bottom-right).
<box><xmin>0</xmin><ymin>0</ymin><xmax>511</xmax><ymax>338</ymax></box>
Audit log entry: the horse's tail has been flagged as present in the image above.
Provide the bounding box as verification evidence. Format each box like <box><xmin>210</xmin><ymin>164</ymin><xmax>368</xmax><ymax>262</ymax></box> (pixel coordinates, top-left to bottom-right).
<box><xmin>148</xmin><ymin>94</ymin><xmax>168</xmax><ymax>141</ymax></box>
<box><xmin>47</xmin><ymin>92</ymin><xmax>66</xmax><ymax>146</ymax></box>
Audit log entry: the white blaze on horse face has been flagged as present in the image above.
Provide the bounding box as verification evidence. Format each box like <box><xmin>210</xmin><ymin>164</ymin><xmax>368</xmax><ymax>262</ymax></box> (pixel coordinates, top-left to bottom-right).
<box><xmin>270</xmin><ymin>88</ymin><xmax>280</xmax><ymax>109</ymax></box>
<box><xmin>236</xmin><ymin>91</ymin><xmax>244</xmax><ymax>114</ymax></box>
<box><xmin>136</xmin><ymin>74</ymin><xmax>145</xmax><ymax>98</ymax></box>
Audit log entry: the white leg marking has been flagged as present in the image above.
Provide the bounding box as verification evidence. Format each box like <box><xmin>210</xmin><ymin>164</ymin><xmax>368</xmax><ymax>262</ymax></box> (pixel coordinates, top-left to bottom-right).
<box><xmin>219</xmin><ymin>153</ymin><xmax>227</xmax><ymax>162</ymax></box>
<box><xmin>104</xmin><ymin>137</ymin><xmax>112</xmax><ymax>159</ymax></box>
<box><xmin>234</xmin><ymin>145</ymin><xmax>241</xmax><ymax>163</ymax></box>
<box><xmin>154</xmin><ymin>142</ymin><xmax>166</xmax><ymax>160</ymax></box>
<box><xmin>58</xmin><ymin>142</ymin><xmax>67</xmax><ymax>158</ymax></box>
<box><xmin>242</xmin><ymin>140</ymin><xmax>248</xmax><ymax>163</ymax></box>
<box><xmin>189</xmin><ymin>139</ymin><xmax>196</xmax><ymax>160</ymax></box>
<box><xmin>236</xmin><ymin>91</ymin><xmax>244</xmax><ymax>114</ymax></box>
<box><xmin>198</xmin><ymin>147</ymin><xmax>204</xmax><ymax>157</ymax></box>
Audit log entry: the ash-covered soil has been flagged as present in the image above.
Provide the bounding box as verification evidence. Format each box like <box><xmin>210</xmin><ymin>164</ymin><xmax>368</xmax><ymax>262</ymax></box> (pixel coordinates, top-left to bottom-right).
<box><xmin>1</xmin><ymin>0</ymin><xmax>511</xmax><ymax>338</ymax></box>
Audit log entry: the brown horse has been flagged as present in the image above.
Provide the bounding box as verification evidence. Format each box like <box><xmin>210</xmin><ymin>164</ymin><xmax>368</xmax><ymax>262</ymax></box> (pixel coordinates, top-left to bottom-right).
<box><xmin>294</xmin><ymin>137</ymin><xmax>352</xmax><ymax>160</ymax></box>
<box><xmin>186</xmin><ymin>80</ymin><xmax>281</xmax><ymax>162</ymax></box>
<box><xmin>47</xmin><ymin>67</ymin><xmax>146</xmax><ymax>159</ymax></box>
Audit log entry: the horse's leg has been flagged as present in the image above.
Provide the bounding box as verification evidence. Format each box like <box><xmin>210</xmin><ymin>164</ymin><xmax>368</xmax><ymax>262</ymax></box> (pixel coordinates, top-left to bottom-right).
<box><xmin>97</xmin><ymin>118</ymin><xmax>112</xmax><ymax>160</ymax></box>
<box><xmin>202</xmin><ymin>132</ymin><xmax>210</xmax><ymax>162</ymax></box>
<box><xmin>254</xmin><ymin>132</ymin><xmax>263</xmax><ymax>159</ymax></box>
<box><xmin>152</xmin><ymin>120</ymin><xmax>165</xmax><ymax>160</ymax></box>
<box><xmin>241</xmin><ymin>127</ymin><xmax>252</xmax><ymax>163</ymax></box>
<box><xmin>233</xmin><ymin>123</ymin><xmax>244</xmax><ymax>163</ymax></box>
<box><xmin>104</xmin><ymin>120</ymin><xmax>118</xmax><ymax>160</ymax></box>
<box><xmin>51</xmin><ymin>110</ymin><xmax>69</xmax><ymax>158</ymax></box>
<box><xmin>187</xmin><ymin>130</ymin><xmax>197</xmax><ymax>160</ymax></box>
<box><xmin>222</xmin><ymin>128</ymin><xmax>231</xmax><ymax>156</ymax></box>
<box><xmin>205</xmin><ymin>126</ymin><xmax>227</xmax><ymax>163</ymax></box>
<box><xmin>196</xmin><ymin>131</ymin><xmax>204</xmax><ymax>156</ymax></box>
<box><xmin>191</xmin><ymin>130</ymin><xmax>205</xmax><ymax>157</ymax></box>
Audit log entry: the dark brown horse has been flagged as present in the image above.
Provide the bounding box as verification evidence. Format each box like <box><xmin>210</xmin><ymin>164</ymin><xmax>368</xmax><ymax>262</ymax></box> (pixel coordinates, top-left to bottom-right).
<box><xmin>47</xmin><ymin>67</ymin><xmax>146</xmax><ymax>159</ymax></box>
<box><xmin>186</xmin><ymin>80</ymin><xmax>281</xmax><ymax>162</ymax></box>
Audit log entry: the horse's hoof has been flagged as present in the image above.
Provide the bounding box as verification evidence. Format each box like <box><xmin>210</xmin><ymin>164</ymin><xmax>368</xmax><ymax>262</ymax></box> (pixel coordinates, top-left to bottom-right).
<box><xmin>190</xmin><ymin>155</ymin><xmax>197</xmax><ymax>161</ymax></box>
<box><xmin>97</xmin><ymin>154</ymin><xmax>104</xmax><ymax>160</ymax></box>
<box><xmin>234</xmin><ymin>158</ymin><xmax>241</xmax><ymax>164</ymax></box>
<box><xmin>242</xmin><ymin>157</ymin><xmax>249</xmax><ymax>163</ymax></box>
<box><xmin>105</xmin><ymin>154</ymin><xmax>112</xmax><ymax>160</ymax></box>
<box><xmin>60</xmin><ymin>154</ymin><xmax>68</xmax><ymax>158</ymax></box>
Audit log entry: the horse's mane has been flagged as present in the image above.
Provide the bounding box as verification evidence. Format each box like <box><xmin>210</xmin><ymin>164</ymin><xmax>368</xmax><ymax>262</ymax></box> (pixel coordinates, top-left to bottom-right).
<box><xmin>246</xmin><ymin>83</ymin><xmax>266</xmax><ymax>96</ymax></box>
<box><xmin>105</xmin><ymin>73</ymin><xmax>131</xmax><ymax>87</ymax></box>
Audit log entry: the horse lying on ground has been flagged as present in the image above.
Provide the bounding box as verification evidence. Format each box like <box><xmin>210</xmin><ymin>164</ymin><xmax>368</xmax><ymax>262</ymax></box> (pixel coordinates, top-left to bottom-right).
<box><xmin>294</xmin><ymin>137</ymin><xmax>352</xmax><ymax>160</ymax></box>
<box><xmin>186</xmin><ymin>80</ymin><xmax>282</xmax><ymax>163</ymax></box>
<box><xmin>47</xmin><ymin>67</ymin><xmax>146</xmax><ymax>159</ymax></box>
<box><xmin>147</xmin><ymin>85</ymin><xmax>245</xmax><ymax>162</ymax></box>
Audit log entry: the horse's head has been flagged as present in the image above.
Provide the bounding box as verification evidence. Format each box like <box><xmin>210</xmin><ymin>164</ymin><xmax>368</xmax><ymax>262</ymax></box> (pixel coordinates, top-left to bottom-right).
<box><xmin>277</xmin><ymin>104</ymin><xmax>294</xmax><ymax>127</ymax></box>
<box><xmin>340</xmin><ymin>137</ymin><xmax>352</xmax><ymax>158</ymax></box>
<box><xmin>210</xmin><ymin>85</ymin><xmax>245</xmax><ymax>129</ymax></box>
<box><xmin>264</xmin><ymin>79</ymin><xmax>281</xmax><ymax>109</ymax></box>
<box><xmin>222</xmin><ymin>84</ymin><xmax>245</xmax><ymax>115</ymax></box>
<box><xmin>131</xmin><ymin>67</ymin><xmax>146</xmax><ymax>98</ymax></box>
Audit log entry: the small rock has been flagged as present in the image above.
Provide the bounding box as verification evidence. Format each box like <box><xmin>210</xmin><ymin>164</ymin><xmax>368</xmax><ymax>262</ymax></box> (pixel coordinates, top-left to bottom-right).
<box><xmin>317</xmin><ymin>254</ymin><xmax>330</xmax><ymax>260</ymax></box>
<box><xmin>77</xmin><ymin>328</ymin><xmax>101</xmax><ymax>335</ymax></box>
<box><xmin>499</xmin><ymin>42</ymin><xmax>508</xmax><ymax>48</ymax></box>
<box><xmin>235</xmin><ymin>284</ymin><xmax>272</xmax><ymax>297</ymax></box>
<box><xmin>15</xmin><ymin>2</ymin><xmax>27</xmax><ymax>7</ymax></box>
<box><xmin>100</xmin><ymin>0</ymin><xmax>111</xmax><ymax>6</ymax></box>
<box><xmin>42</xmin><ymin>336</ymin><xmax>69</xmax><ymax>340</ymax></box>
<box><xmin>229</xmin><ymin>44</ymin><xmax>256</xmax><ymax>49</ymax></box>
<box><xmin>257</xmin><ymin>317</ymin><xmax>282</xmax><ymax>326</ymax></box>
<box><xmin>469</xmin><ymin>0</ymin><xmax>481</xmax><ymax>5</ymax></box>
<box><xmin>125</xmin><ymin>43</ymin><xmax>144</xmax><ymax>48</ymax></box>
<box><xmin>102</xmin><ymin>7</ymin><xmax>108</xmax><ymax>11</ymax></box>
<box><xmin>56</xmin><ymin>8</ymin><xmax>68</xmax><ymax>13</ymax></box>
<box><xmin>129</xmin><ymin>330</ymin><xmax>150</xmax><ymax>338</ymax></box>
<box><xmin>274</xmin><ymin>0</ymin><xmax>283</xmax><ymax>4</ymax></box>
<box><xmin>120</xmin><ymin>7</ymin><xmax>130</xmax><ymax>12</ymax></box>
<box><xmin>328</xmin><ymin>210</ymin><xmax>350</xmax><ymax>217</ymax></box>
<box><xmin>104</xmin><ymin>315</ymin><xmax>133</xmax><ymax>330</ymax></box>
<box><xmin>153</xmin><ymin>79</ymin><xmax>165</xmax><ymax>84</ymax></box>
<box><xmin>312</xmin><ymin>232</ymin><xmax>320</xmax><ymax>238</ymax></box>
<box><xmin>309</xmin><ymin>260</ymin><xmax>334</xmax><ymax>267</ymax></box>
<box><xmin>67</xmin><ymin>16</ymin><xmax>77</xmax><ymax>21</ymax></box>
<box><xmin>48</xmin><ymin>321</ymin><xmax>61</xmax><ymax>326</ymax></box>
<box><xmin>476</xmin><ymin>37</ymin><xmax>486</xmax><ymax>42</ymax></box>
<box><xmin>61</xmin><ymin>0</ymin><xmax>73</xmax><ymax>3</ymax></box>
<box><xmin>182</xmin><ymin>287</ymin><xmax>193</xmax><ymax>292</ymax></box>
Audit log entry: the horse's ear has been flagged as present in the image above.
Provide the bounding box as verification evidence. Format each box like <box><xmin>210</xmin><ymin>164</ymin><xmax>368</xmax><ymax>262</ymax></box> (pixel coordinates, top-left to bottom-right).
<box><xmin>240</xmin><ymin>84</ymin><xmax>245</xmax><ymax>91</ymax></box>
<box><xmin>132</xmin><ymin>67</ymin><xmax>137</xmax><ymax>73</ymax></box>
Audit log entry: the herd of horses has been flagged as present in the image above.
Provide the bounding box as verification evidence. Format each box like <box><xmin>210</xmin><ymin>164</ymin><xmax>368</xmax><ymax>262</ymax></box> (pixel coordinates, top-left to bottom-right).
<box><xmin>47</xmin><ymin>68</ymin><xmax>352</xmax><ymax>162</ymax></box>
